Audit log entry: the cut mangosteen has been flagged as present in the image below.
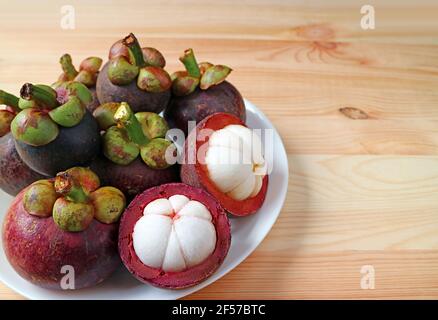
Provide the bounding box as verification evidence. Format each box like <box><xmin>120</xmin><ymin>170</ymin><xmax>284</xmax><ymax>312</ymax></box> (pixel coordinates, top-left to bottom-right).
<box><xmin>0</xmin><ymin>90</ymin><xmax>47</xmax><ymax>195</ymax></box>
<box><xmin>96</xmin><ymin>33</ymin><xmax>171</xmax><ymax>113</ymax></box>
<box><xmin>181</xmin><ymin>112</ymin><xmax>268</xmax><ymax>216</ymax></box>
<box><xmin>164</xmin><ymin>49</ymin><xmax>245</xmax><ymax>135</ymax></box>
<box><xmin>90</xmin><ymin>102</ymin><xmax>179</xmax><ymax>198</ymax></box>
<box><xmin>53</xmin><ymin>54</ymin><xmax>103</xmax><ymax>113</ymax></box>
<box><xmin>2</xmin><ymin>167</ymin><xmax>126</xmax><ymax>290</ymax></box>
<box><xmin>119</xmin><ymin>183</ymin><xmax>231</xmax><ymax>289</ymax></box>
<box><xmin>11</xmin><ymin>82</ymin><xmax>101</xmax><ymax>176</ymax></box>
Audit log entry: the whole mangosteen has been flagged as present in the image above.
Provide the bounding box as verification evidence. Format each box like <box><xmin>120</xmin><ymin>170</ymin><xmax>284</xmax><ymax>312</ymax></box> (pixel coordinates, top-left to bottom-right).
<box><xmin>3</xmin><ymin>167</ymin><xmax>126</xmax><ymax>289</ymax></box>
<box><xmin>164</xmin><ymin>49</ymin><xmax>246</xmax><ymax>135</ymax></box>
<box><xmin>11</xmin><ymin>81</ymin><xmax>101</xmax><ymax>176</ymax></box>
<box><xmin>119</xmin><ymin>183</ymin><xmax>231</xmax><ymax>289</ymax></box>
<box><xmin>0</xmin><ymin>90</ymin><xmax>47</xmax><ymax>195</ymax></box>
<box><xmin>53</xmin><ymin>54</ymin><xmax>103</xmax><ymax>113</ymax></box>
<box><xmin>96</xmin><ymin>33</ymin><xmax>171</xmax><ymax>113</ymax></box>
<box><xmin>181</xmin><ymin>113</ymin><xmax>268</xmax><ymax>216</ymax></box>
<box><xmin>90</xmin><ymin>102</ymin><xmax>179</xmax><ymax>198</ymax></box>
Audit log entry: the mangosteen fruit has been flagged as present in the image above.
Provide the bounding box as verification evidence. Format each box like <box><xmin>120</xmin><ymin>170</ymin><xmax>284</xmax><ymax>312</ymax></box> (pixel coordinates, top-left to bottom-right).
<box><xmin>181</xmin><ymin>112</ymin><xmax>268</xmax><ymax>216</ymax></box>
<box><xmin>0</xmin><ymin>90</ymin><xmax>47</xmax><ymax>195</ymax></box>
<box><xmin>90</xmin><ymin>102</ymin><xmax>179</xmax><ymax>198</ymax></box>
<box><xmin>119</xmin><ymin>183</ymin><xmax>231</xmax><ymax>289</ymax></box>
<box><xmin>11</xmin><ymin>81</ymin><xmax>101</xmax><ymax>176</ymax></box>
<box><xmin>96</xmin><ymin>33</ymin><xmax>171</xmax><ymax>113</ymax></box>
<box><xmin>2</xmin><ymin>167</ymin><xmax>126</xmax><ymax>289</ymax></box>
<box><xmin>164</xmin><ymin>49</ymin><xmax>245</xmax><ymax>135</ymax></box>
<box><xmin>53</xmin><ymin>54</ymin><xmax>103</xmax><ymax>113</ymax></box>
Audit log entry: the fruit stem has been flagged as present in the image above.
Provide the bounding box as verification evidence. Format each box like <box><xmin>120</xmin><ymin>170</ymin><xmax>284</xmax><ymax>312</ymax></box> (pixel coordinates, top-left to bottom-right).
<box><xmin>20</xmin><ymin>83</ymin><xmax>59</xmax><ymax>109</ymax></box>
<box><xmin>60</xmin><ymin>54</ymin><xmax>78</xmax><ymax>80</ymax></box>
<box><xmin>123</xmin><ymin>33</ymin><xmax>146</xmax><ymax>68</ymax></box>
<box><xmin>180</xmin><ymin>49</ymin><xmax>201</xmax><ymax>78</ymax></box>
<box><xmin>114</xmin><ymin>102</ymin><xmax>149</xmax><ymax>146</ymax></box>
<box><xmin>0</xmin><ymin>90</ymin><xmax>20</xmax><ymax>112</ymax></box>
<box><xmin>55</xmin><ymin>172</ymin><xmax>89</xmax><ymax>203</ymax></box>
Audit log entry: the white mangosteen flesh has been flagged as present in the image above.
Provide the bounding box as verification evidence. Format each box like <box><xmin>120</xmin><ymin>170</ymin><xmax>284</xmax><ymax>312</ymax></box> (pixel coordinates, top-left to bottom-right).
<box><xmin>132</xmin><ymin>195</ymin><xmax>217</xmax><ymax>272</ymax></box>
<box><xmin>205</xmin><ymin>124</ymin><xmax>267</xmax><ymax>201</ymax></box>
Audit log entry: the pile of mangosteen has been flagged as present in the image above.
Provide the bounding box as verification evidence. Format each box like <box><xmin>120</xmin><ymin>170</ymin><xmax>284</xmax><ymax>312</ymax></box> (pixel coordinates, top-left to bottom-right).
<box><xmin>0</xmin><ymin>33</ymin><xmax>269</xmax><ymax>291</ymax></box>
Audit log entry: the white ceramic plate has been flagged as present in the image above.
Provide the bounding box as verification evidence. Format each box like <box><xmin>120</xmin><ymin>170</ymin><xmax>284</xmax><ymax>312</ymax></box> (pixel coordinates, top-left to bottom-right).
<box><xmin>0</xmin><ymin>99</ymin><xmax>288</xmax><ymax>300</ymax></box>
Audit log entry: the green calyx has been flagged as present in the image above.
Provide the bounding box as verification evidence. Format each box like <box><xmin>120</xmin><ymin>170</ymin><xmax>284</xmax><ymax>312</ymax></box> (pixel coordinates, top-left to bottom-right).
<box><xmin>142</xmin><ymin>47</ymin><xmax>166</xmax><ymax>68</ymax></box>
<box><xmin>199</xmin><ymin>65</ymin><xmax>232</xmax><ymax>89</ymax></box>
<box><xmin>103</xmin><ymin>125</ymin><xmax>140</xmax><ymax>165</ymax></box>
<box><xmin>102</xmin><ymin>102</ymin><xmax>174</xmax><ymax>169</ymax></box>
<box><xmin>93</xmin><ymin>102</ymin><xmax>120</xmax><ymax>130</ymax></box>
<box><xmin>140</xmin><ymin>138</ymin><xmax>173</xmax><ymax>169</ymax></box>
<box><xmin>0</xmin><ymin>89</ymin><xmax>20</xmax><ymax>112</ymax></box>
<box><xmin>0</xmin><ymin>89</ymin><xmax>20</xmax><ymax>137</ymax></box>
<box><xmin>171</xmin><ymin>48</ymin><xmax>232</xmax><ymax>96</ymax></box>
<box><xmin>57</xmin><ymin>54</ymin><xmax>102</xmax><ymax>88</ymax></box>
<box><xmin>0</xmin><ymin>110</ymin><xmax>15</xmax><ymax>137</ymax></box>
<box><xmin>23</xmin><ymin>167</ymin><xmax>126</xmax><ymax>232</ymax></box>
<box><xmin>11</xmin><ymin>82</ymin><xmax>91</xmax><ymax>146</ymax></box>
<box><xmin>137</xmin><ymin>66</ymin><xmax>172</xmax><ymax>93</ymax></box>
<box><xmin>107</xmin><ymin>56</ymin><xmax>139</xmax><ymax>85</ymax></box>
<box><xmin>91</xmin><ymin>187</ymin><xmax>126</xmax><ymax>224</ymax></box>
<box><xmin>11</xmin><ymin>108</ymin><xmax>59</xmax><ymax>146</ymax></box>
<box><xmin>107</xmin><ymin>33</ymin><xmax>170</xmax><ymax>93</ymax></box>
<box><xmin>23</xmin><ymin>180</ymin><xmax>57</xmax><ymax>217</ymax></box>
<box><xmin>48</xmin><ymin>96</ymin><xmax>85</xmax><ymax>127</ymax></box>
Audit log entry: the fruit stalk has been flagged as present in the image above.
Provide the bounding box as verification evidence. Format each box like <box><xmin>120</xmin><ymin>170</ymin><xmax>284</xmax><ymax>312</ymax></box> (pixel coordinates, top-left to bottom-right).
<box><xmin>114</xmin><ymin>102</ymin><xmax>149</xmax><ymax>146</ymax></box>
<box><xmin>0</xmin><ymin>90</ymin><xmax>20</xmax><ymax>112</ymax></box>
<box><xmin>20</xmin><ymin>83</ymin><xmax>59</xmax><ymax>110</ymax></box>
<box><xmin>123</xmin><ymin>33</ymin><xmax>146</xmax><ymax>68</ymax></box>
<box><xmin>179</xmin><ymin>49</ymin><xmax>201</xmax><ymax>78</ymax></box>
<box><xmin>54</xmin><ymin>172</ymin><xmax>89</xmax><ymax>203</ymax></box>
<box><xmin>60</xmin><ymin>54</ymin><xmax>79</xmax><ymax>80</ymax></box>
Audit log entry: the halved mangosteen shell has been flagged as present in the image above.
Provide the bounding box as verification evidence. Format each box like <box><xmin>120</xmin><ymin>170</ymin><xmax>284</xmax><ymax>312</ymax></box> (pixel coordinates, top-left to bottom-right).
<box><xmin>2</xmin><ymin>188</ymin><xmax>121</xmax><ymax>290</ymax></box>
<box><xmin>118</xmin><ymin>182</ymin><xmax>231</xmax><ymax>289</ymax></box>
<box><xmin>180</xmin><ymin>112</ymin><xmax>269</xmax><ymax>217</ymax></box>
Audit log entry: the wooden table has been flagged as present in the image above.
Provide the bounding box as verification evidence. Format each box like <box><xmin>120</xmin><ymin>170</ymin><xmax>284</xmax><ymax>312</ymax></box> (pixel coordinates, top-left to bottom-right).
<box><xmin>1</xmin><ymin>0</ymin><xmax>438</xmax><ymax>299</ymax></box>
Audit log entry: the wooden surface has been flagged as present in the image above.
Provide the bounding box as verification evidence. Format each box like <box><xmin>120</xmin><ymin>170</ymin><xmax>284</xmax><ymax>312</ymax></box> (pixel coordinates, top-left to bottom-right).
<box><xmin>1</xmin><ymin>0</ymin><xmax>438</xmax><ymax>299</ymax></box>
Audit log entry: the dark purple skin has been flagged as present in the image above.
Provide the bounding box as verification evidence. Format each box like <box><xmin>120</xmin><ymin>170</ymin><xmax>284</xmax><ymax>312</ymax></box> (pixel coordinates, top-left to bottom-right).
<box><xmin>0</xmin><ymin>133</ymin><xmax>47</xmax><ymax>196</ymax></box>
<box><xmin>14</xmin><ymin>111</ymin><xmax>101</xmax><ymax>177</ymax></box>
<box><xmin>96</xmin><ymin>62</ymin><xmax>171</xmax><ymax>113</ymax></box>
<box><xmin>3</xmin><ymin>190</ymin><xmax>121</xmax><ymax>290</ymax></box>
<box><xmin>91</xmin><ymin>156</ymin><xmax>180</xmax><ymax>199</ymax></box>
<box><xmin>164</xmin><ymin>81</ymin><xmax>246</xmax><ymax>135</ymax></box>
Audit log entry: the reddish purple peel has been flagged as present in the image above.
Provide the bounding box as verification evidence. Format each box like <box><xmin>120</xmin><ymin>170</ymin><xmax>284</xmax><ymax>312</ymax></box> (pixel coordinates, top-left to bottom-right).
<box><xmin>118</xmin><ymin>183</ymin><xmax>231</xmax><ymax>289</ymax></box>
<box><xmin>0</xmin><ymin>133</ymin><xmax>46</xmax><ymax>196</ymax></box>
<box><xmin>165</xmin><ymin>81</ymin><xmax>245</xmax><ymax>135</ymax></box>
<box><xmin>3</xmin><ymin>189</ymin><xmax>120</xmax><ymax>290</ymax></box>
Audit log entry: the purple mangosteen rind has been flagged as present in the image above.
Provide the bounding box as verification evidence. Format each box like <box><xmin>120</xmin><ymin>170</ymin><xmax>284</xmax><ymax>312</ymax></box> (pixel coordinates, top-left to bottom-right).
<box><xmin>0</xmin><ymin>133</ymin><xmax>47</xmax><ymax>196</ymax></box>
<box><xmin>14</xmin><ymin>111</ymin><xmax>101</xmax><ymax>176</ymax></box>
<box><xmin>118</xmin><ymin>183</ymin><xmax>231</xmax><ymax>289</ymax></box>
<box><xmin>0</xmin><ymin>90</ymin><xmax>48</xmax><ymax>195</ymax></box>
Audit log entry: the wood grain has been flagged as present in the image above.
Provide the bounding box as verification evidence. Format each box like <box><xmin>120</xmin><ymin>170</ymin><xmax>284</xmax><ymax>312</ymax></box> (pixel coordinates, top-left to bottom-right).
<box><xmin>1</xmin><ymin>0</ymin><xmax>438</xmax><ymax>299</ymax></box>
